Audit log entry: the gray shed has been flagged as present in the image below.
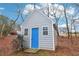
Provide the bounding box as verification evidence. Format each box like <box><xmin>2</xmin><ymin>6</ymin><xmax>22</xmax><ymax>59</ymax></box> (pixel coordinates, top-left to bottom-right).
<box><xmin>21</xmin><ymin>9</ymin><xmax>57</xmax><ymax>50</ymax></box>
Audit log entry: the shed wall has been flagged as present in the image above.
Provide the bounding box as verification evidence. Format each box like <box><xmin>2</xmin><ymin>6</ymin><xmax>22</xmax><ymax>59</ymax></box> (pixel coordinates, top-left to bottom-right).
<box><xmin>21</xmin><ymin>11</ymin><xmax>56</xmax><ymax>50</ymax></box>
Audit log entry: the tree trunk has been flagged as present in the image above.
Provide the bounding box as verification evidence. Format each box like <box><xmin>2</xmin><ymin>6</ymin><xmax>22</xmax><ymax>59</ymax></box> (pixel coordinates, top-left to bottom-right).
<box><xmin>34</xmin><ymin>3</ymin><xmax>36</xmax><ymax>9</ymax></box>
<box><xmin>53</xmin><ymin>24</ymin><xmax>59</xmax><ymax>37</ymax></box>
<box><xmin>47</xmin><ymin>4</ymin><xmax>50</xmax><ymax>17</ymax></box>
<box><xmin>64</xmin><ymin>8</ymin><xmax>70</xmax><ymax>39</ymax></box>
<box><xmin>56</xmin><ymin>21</ymin><xmax>59</xmax><ymax>36</ymax></box>
<box><xmin>53</xmin><ymin>13</ymin><xmax>60</xmax><ymax>36</ymax></box>
<box><xmin>71</xmin><ymin>20</ymin><xmax>73</xmax><ymax>39</ymax></box>
<box><xmin>0</xmin><ymin>24</ymin><xmax>5</xmax><ymax>38</ymax></box>
<box><xmin>74</xmin><ymin>24</ymin><xmax>77</xmax><ymax>38</ymax></box>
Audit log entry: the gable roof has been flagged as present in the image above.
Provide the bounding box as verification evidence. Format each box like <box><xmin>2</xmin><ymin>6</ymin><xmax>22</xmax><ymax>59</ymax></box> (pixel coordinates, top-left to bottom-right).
<box><xmin>21</xmin><ymin>9</ymin><xmax>54</xmax><ymax>26</ymax></box>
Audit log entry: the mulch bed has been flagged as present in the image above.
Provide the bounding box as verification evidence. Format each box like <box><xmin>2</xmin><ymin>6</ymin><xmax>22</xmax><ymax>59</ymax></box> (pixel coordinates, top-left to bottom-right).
<box><xmin>11</xmin><ymin>36</ymin><xmax>79</xmax><ymax>56</ymax></box>
<box><xmin>0</xmin><ymin>35</ymin><xmax>19</xmax><ymax>56</ymax></box>
<box><xmin>0</xmin><ymin>36</ymin><xmax>79</xmax><ymax>56</ymax></box>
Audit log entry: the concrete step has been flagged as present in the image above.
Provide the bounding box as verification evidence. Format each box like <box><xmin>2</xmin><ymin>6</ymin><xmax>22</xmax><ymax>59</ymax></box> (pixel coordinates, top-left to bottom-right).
<box><xmin>24</xmin><ymin>48</ymin><xmax>39</xmax><ymax>53</ymax></box>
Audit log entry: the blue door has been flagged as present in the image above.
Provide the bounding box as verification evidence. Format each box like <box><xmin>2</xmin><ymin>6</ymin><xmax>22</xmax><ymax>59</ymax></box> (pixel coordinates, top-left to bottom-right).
<box><xmin>31</xmin><ymin>28</ymin><xmax>39</xmax><ymax>48</ymax></box>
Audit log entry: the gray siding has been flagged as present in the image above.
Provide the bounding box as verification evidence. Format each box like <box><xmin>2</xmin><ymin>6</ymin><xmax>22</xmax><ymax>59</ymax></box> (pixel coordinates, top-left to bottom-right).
<box><xmin>23</xmin><ymin>36</ymin><xmax>30</xmax><ymax>48</ymax></box>
<box><xmin>39</xmin><ymin>25</ymin><xmax>54</xmax><ymax>50</ymax></box>
<box><xmin>21</xmin><ymin>27</ymin><xmax>31</xmax><ymax>48</ymax></box>
<box><xmin>21</xmin><ymin>10</ymin><xmax>56</xmax><ymax>50</ymax></box>
<box><xmin>53</xmin><ymin>27</ymin><xmax>57</xmax><ymax>49</ymax></box>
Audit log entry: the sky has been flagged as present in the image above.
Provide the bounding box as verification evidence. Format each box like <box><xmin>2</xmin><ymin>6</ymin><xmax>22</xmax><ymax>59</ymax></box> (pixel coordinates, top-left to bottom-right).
<box><xmin>0</xmin><ymin>3</ymin><xmax>49</xmax><ymax>24</ymax></box>
<box><xmin>0</xmin><ymin>3</ymin><xmax>45</xmax><ymax>24</ymax></box>
<box><xmin>0</xmin><ymin>3</ymin><xmax>79</xmax><ymax>32</ymax></box>
<box><xmin>0</xmin><ymin>3</ymin><xmax>26</xmax><ymax>24</ymax></box>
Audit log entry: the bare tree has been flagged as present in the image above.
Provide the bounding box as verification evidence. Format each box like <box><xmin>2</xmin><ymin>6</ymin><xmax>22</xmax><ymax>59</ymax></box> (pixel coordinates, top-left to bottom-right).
<box><xmin>50</xmin><ymin>4</ymin><xmax>62</xmax><ymax>36</ymax></box>
<box><xmin>69</xmin><ymin>10</ymin><xmax>79</xmax><ymax>38</ymax></box>
<box><xmin>10</xmin><ymin>4</ymin><xmax>25</xmax><ymax>28</ymax></box>
<box><xmin>68</xmin><ymin>4</ymin><xmax>79</xmax><ymax>38</ymax></box>
<box><xmin>70</xmin><ymin>18</ymin><xmax>76</xmax><ymax>38</ymax></box>
<box><xmin>63</xmin><ymin>4</ymin><xmax>70</xmax><ymax>39</ymax></box>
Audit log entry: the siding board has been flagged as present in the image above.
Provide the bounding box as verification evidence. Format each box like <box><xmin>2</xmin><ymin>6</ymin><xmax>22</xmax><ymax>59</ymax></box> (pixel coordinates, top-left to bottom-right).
<box><xmin>21</xmin><ymin>10</ymin><xmax>56</xmax><ymax>50</ymax></box>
